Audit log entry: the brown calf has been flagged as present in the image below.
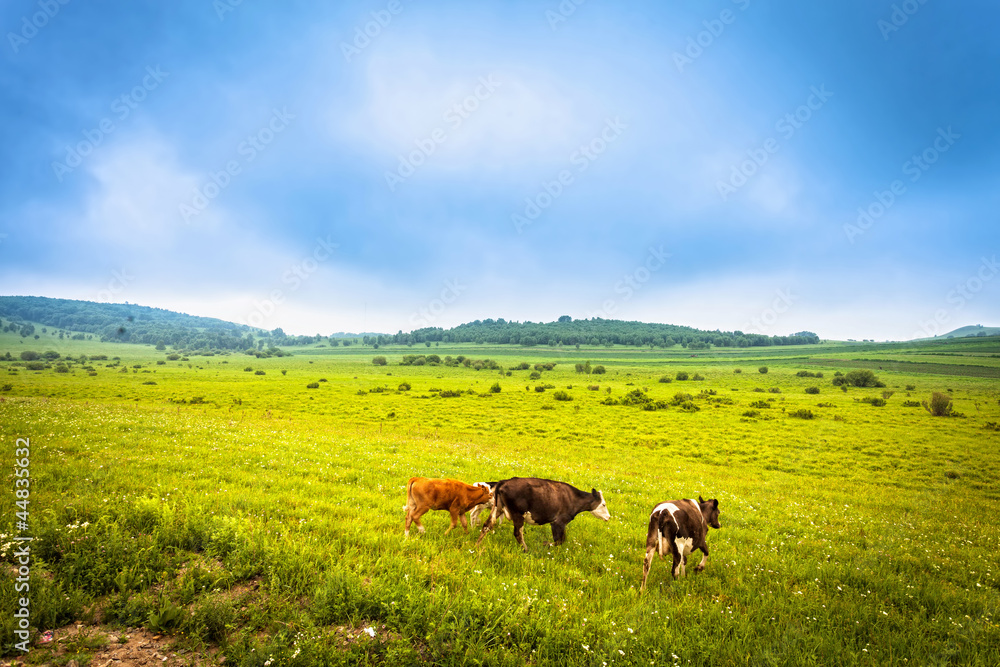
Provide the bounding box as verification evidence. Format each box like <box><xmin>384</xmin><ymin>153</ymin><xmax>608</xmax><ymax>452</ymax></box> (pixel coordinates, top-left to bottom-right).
<box><xmin>640</xmin><ymin>496</ymin><xmax>720</xmax><ymax>591</ymax></box>
<box><xmin>404</xmin><ymin>477</ymin><xmax>492</xmax><ymax>537</ymax></box>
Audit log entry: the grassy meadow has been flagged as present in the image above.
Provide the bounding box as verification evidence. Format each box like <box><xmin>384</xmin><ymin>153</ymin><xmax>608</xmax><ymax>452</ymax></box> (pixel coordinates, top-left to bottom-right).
<box><xmin>1</xmin><ymin>329</ymin><xmax>999</xmax><ymax>665</ymax></box>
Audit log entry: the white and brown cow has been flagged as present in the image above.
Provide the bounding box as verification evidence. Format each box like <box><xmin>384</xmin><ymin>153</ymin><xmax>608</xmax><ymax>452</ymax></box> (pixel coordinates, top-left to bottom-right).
<box><xmin>640</xmin><ymin>496</ymin><xmax>720</xmax><ymax>591</ymax></box>
<box><xmin>404</xmin><ymin>477</ymin><xmax>492</xmax><ymax>537</ymax></box>
<box><xmin>475</xmin><ymin>477</ymin><xmax>610</xmax><ymax>552</ymax></box>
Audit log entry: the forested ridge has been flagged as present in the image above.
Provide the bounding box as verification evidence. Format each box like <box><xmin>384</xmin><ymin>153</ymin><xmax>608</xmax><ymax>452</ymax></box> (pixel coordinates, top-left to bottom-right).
<box><xmin>0</xmin><ymin>296</ymin><xmax>819</xmax><ymax>351</ymax></box>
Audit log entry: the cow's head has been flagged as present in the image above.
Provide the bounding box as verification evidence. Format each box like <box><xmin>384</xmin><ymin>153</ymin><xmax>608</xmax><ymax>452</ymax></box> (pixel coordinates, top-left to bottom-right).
<box><xmin>590</xmin><ymin>489</ymin><xmax>611</xmax><ymax>521</ymax></box>
<box><xmin>699</xmin><ymin>496</ymin><xmax>721</xmax><ymax>529</ymax></box>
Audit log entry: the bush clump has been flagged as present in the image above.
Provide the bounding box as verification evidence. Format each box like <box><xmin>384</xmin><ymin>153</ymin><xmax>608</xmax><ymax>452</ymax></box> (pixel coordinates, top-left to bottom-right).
<box><xmin>372</xmin><ymin>356</ymin><xmax>387</xmax><ymax>366</ymax></box>
<box><xmin>675</xmin><ymin>371</ymin><xmax>689</xmax><ymax>381</ymax></box>
<box><xmin>923</xmin><ymin>392</ymin><xmax>953</xmax><ymax>416</ymax></box>
<box><xmin>758</xmin><ymin>367</ymin><xmax>768</xmax><ymax>374</ymax></box>
<box><xmin>553</xmin><ymin>390</ymin><xmax>572</xmax><ymax>401</ymax></box>
<box><xmin>306</xmin><ymin>382</ymin><xmax>320</xmax><ymax>389</ymax></box>
<box><xmin>789</xmin><ymin>409</ymin><xmax>815</xmax><ymax>419</ymax></box>
<box><xmin>804</xmin><ymin>386</ymin><xmax>820</xmax><ymax>394</ymax></box>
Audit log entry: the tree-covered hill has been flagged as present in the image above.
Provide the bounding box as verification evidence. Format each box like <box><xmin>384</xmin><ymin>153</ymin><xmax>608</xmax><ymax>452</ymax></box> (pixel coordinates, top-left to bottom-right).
<box><xmin>0</xmin><ymin>296</ymin><xmax>820</xmax><ymax>352</ymax></box>
<box><xmin>373</xmin><ymin>317</ymin><xmax>818</xmax><ymax>349</ymax></box>
<box><xmin>0</xmin><ymin>296</ymin><xmax>274</xmax><ymax>351</ymax></box>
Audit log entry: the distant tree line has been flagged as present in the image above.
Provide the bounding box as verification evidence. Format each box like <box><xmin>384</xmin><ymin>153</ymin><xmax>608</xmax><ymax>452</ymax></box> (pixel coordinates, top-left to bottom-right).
<box><xmin>1</xmin><ymin>297</ymin><xmax>819</xmax><ymax>352</ymax></box>
<box><xmin>361</xmin><ymin>318</ymin><xmax>819</xmax><ymax>349</ymax></box>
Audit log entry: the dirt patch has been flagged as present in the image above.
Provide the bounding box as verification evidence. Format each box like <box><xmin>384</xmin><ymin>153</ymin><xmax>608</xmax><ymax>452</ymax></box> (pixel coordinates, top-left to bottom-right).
<box><xmin>2</xmin><ymin>624</ymin><xmax>216</xmax><ymax>667</ymax></box>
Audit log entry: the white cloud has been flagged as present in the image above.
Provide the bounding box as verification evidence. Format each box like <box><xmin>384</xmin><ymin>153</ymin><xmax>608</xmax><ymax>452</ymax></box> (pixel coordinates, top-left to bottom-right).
<box><xmin>78</xmin><ymin>134</ymin><xmax>225</xmax><ymax>247</ymax></box>
<box><xmin>337</xmin><ymin>46</ymin><xmax>592</xmax><ymax>175</ymax></box>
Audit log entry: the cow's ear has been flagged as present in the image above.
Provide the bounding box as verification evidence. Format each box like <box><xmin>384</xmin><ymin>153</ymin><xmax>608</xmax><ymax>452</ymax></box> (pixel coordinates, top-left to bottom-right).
<box><xmin>712</xmin><ymin>499</ymin><xmax>718</xmax><ymax>508</ymax></box>
<box><xmin>699</xmin><ymin>495</ymin><xmax>705</xmax><ymax>503</ymax></box>
<box><xmin>592</xmin><ymin>488</ymin><xmax>598</xmax><ymax>496</ymax></box>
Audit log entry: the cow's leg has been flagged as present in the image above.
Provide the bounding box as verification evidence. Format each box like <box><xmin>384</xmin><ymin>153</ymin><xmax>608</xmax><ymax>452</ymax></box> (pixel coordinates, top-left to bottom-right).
<box><xmin>476</xmin><ymin>505</ymin><xmax>500</xmax><ymax>546</ymax></box>
<box><xmin>444</xmin><ymin>509</ymin><xmax>460</xmax><ymax>535</ymax></box>
<box><xmin>694</xmin><ymin>543</ymin><xmax>709</xmax><ymax>572</ymax></box>
<box><xmin>404</xmin><ymin>508</ymin><xmax>412</xmax><ymax>537</ymax></box>
<box><xmin>671</xmin><ymin>548</ymin><xmax>683</xmax><ymax>579</ymax></box>
<box><xmin>550</xmin><ymin>522</ymin><xmax>567</xmax><ymax>546</ymax></box>
<box><xmin>641</xmin><ymin>527</ymin><xmax>661</xmax><ymax>591</ymax></box>
<box><xmin>511</xmin><ymin>515</ymin><xmax>528</xmax><ymax>552</ymax></box>
<box><xmin>459</xmin><ymin>512</ymin><xmax>470</xmax><ymax>533</ymax></box>
<box><xmin>410</xmin><ymin>508</ymin><xmax>428</xmax><ymax>535</ymax></box>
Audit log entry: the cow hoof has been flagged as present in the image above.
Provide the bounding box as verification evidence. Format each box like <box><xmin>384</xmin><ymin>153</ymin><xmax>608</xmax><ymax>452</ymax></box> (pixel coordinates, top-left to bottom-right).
<box><xmin>418</xmin><ymin>526</ymin><xmax>425</xmax><ymax>534</ymax></box>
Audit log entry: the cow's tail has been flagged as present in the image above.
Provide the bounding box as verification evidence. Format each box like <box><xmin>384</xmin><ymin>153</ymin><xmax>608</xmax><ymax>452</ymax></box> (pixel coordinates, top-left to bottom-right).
<box><xmin>404</xmin><ymin>477</ymin><xmax>418</xmax><ymax>513</ymax></box>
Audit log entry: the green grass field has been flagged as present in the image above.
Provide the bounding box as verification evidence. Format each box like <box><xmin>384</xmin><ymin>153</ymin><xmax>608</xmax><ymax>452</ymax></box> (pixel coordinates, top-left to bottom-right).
<box><xmin>2</xmin><ymin>331</ymin><xmax>999</xmax><ymax>665</ymax></box>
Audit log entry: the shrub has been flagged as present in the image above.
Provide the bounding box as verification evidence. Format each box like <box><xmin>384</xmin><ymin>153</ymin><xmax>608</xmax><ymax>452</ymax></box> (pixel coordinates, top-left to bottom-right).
<box><xmin>244</xmin><ymin>366</ymin><xmax>253</xmax><ymax>372</ymax></box>
<box><xmin>529</xmin><ymin>371</ymin><xmax>542</xmax><ymax>380</ymax></box>
<box><xmin>692</xmin><ymin>373</ymin><xmax>705</xmax><ymax>381</ymax></box>
<box><xmin>758</xmin><ymin>367</ymin><xmax>768</xmax><ymax>374</ymax></box>
<box><xmin>768</xmin><ymin>387</ymin><xmax>781</xmax><ymax>394</ymax></box>
<box><xmin>575</xmin><ymin>361</ymin><xmax>592</xmax><ymax>374</ymax></box>
<box><xmin>882</xmin><ymin>390</ymin><xmax>895</xmax><ymax>399</ymax></box>
<box><xmin>804</xmin><ymin>386</ymin><xmax>820</xmax><ymax>394</ymax></box>
<box><xmin>905</xmin><ymin>384</ymin><xmax>916</xmax><ymax>391</ymax></box>
<box><xmin>675</xmin><ymin>371</ymin><xmax>689</xmax><ymax>381</ymax></box>
<box><xmin>553</xmin><ymin>390</ymin><xmax>572</xmax><ymax>401</ymax></box>
<box><xmin>255</xmin><ymin>370</ymin><xmax>266</xmax><ymax>375</ymax></box>
<box><xmin>534</xmin><ymin>386</ymin><xmax>546</xmax><ymax>393</ymax></box>
<box><xmin>843</xmin><ymin>369</ymin><xmax>883</xmax><ymax>388</ymax></box>
<box><xmin>588</xmin><ymin>385</ymin><xmax>600</xmax><ymax>391</ymax></box>
<box><xmin>20</xmin><ymin>351</ymin><xmax>39</xmax><ymax>361</ymax></box>
<box><xmin>742</xmin><ymin>409</ymin><xmax>760</xmax><ymax>418</ymax></box>
<box><xmin>658</xmin><ymin>376</ymin><xmax>672</xmax><ymax>383</ymax></box>
<box><xmin>1</xmin><ymin>384</ymin><xmax>13</xmax><ymax>391</ymax></box>
<box><xmin>398</xmin><ymin>382</ymin><xmax>411</xmax><ymax>391</ymax></box>
<box><xmin>439</xmin><ymin>389</ymin><xmax>462</xmax><ymax>397</ymax></box>
<box><xmin>26</xmin><ymin>361</ymin><xmax>45</xmax><ymax>370</ymax></box>
<box><xmin>307</xmin><ymin>382</ymin><xmax>320</xmax><ymax>389</ymax></box>
<box><xmin>166</xmin><ymin>354</ymin><xmax>181</xmax><ymax>361</ymax></box>
<box><xmin>372</xmin><ymin>356</ymin><xmax>387</xmax><ymax>366</ymax></box>
<box><xmin>592</xmin><ymin>365</ymin><xmax>606</xmax><ymax>374</ymax></box>
<box><xmin>902</xmin><ymin>400</ymin><xmax>921</xmax><ymax>407</ymax></box>
<box><xmin>733</xmin><ymin>369</ymin><xmax>742</xmax><ymax>374</ymax></box>
<box><xmin>923</xmin><ymin>392</ymin><xmax>953</xmax><ymax>416</ymax></box>
<box><xmin>670</xmin><ymin>392</ymin><xmax>694</xmax><ymax>406</ymax></box>
<box><xmin>861</xmin><ymin>397</ymin><xmax>886</xmax><ymax>407</ymax></box>
<box><xmin>489</xmin><ymin>382</ymin><xmax>501</xmax><ymax>393</ymax></box>
<box><xmin>789</xmin><ymin>409</ymin><xmax>815</xmax><ymax>419</ymax></box>
<box><xmin>749</xmin><ymin>400</ymin><xmax>771</xmax><ymax>409</ymax></box>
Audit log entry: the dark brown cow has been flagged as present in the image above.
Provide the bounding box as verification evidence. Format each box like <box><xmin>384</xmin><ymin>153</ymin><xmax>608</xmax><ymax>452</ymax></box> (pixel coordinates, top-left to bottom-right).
<box><xmin>404</xmin><ymin>477</ymin><xmax>492</xmax><ymax>537</ymax></box>
<box><xmin>475</xmin><ymin>477</ymin><xmax>610</xmax><ymax>552</ymax></box>
<box><xmin>640</xmin><ymin>496</ymin><xmax>720</xmax><ymax>591</ymax></box>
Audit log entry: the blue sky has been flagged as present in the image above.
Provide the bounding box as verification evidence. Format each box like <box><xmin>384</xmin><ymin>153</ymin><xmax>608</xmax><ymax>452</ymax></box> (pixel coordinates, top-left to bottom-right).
<box><xmin>1</xmin><ymin>0</ymin><xmax>997</xmax><ymax>340</ymax></box>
